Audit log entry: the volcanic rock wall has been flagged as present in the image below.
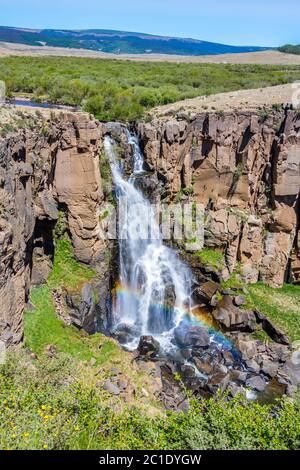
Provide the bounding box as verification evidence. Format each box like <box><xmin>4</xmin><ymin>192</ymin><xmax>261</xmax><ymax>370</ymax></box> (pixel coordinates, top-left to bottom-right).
<box><xmin>0</xmin><ymin>110</ymin><xmax>104</xmax><ymax>346</ymax></box>
<box><xmin>137</xmin><ymin>109</ymin><xmax>300</xmax><ymax>288</ymax></box>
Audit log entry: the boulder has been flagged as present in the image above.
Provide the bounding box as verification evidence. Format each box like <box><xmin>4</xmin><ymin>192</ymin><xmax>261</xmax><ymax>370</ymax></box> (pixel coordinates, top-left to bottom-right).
<box><xmin>193</xmin><ymin>280</ymin><xmax>220</xmax><ymax>304</ymax></box>
<box><xmin>246</xmin><ymin>375</ymin><xmax>267</xmax><ymax>392</ymax></box>
<box><xmin>254</xmin><ymin>311</ymin><xmax>290</xmax><ymax>345</ymax></box>
<box><xmin>212</xmin><ymin>296</ymin><xmax>257</xmax><ymax>333</ymax></box>
<box><xmin>261</xmin><ymin>360</ymin><xmax>278</xmax><ymax>378</ymax></box>
<box><xmin>236</xmin><ymin>338</ymin><xmax>257</xmax><ymax>360</ymax></box>
<box><xmin>137</xmin><ymin>336</ymin><xmax>160</xmax><ymax>358</ymax></box>
<box><xmin>174</xmin><ymin>321</ymin><xmax>210</xmax><ymax>349</ymax></box>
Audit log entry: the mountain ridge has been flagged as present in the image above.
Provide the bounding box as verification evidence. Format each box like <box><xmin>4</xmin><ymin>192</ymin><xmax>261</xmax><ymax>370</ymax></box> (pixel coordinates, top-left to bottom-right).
<box><xmin>0</xmin><ymin>25</ymin><xmax>272</xmax><ymax>55</ymax></box>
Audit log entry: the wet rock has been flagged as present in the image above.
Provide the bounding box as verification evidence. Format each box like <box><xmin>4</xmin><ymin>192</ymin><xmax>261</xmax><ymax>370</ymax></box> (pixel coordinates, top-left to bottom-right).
<box><xmin>180</xmin><ymin>364</ymin><xmax>196</xmax><ymax>379</ymax></box>
<box><xmin>180</xmin><ymin>348</ymin><xmax>193</xmax><ymax>360</ymax></box>
<box><xmin>112</xmin><ymin>323</ymin><xmax>140</xmax><ymax>344</ymax></box>
<box><xmin>208</xmin><ymin>372</ymin><xmax>230</xmax><ymax>394</ymax></box>
<box><xmin>222</xmin><ymin>350</ymin><xmax>235</xmax><ymax>366</ymax></box>
<box><xmin>193</xmin><ymin>281</ymin><xmax>220</xmax><ymax>304</ymax></box>
<box><xmin>174</xmin><ymin>321</ymin><xmax>210</xmax><ymax>349</ymax></box>
<box><xmin>103</xmin><ymin>380</ymin><xmax>121</xmax><ymax>396</ymax></box>
<box><xmin>193</xmin><ymin>357</ymin><xmax>213</xmax><ymax>375</ymax></box>
<box><xmin>246</xmin><ymin>375</ymin><xmax>267</xmax><ymax>392</ymax></box>
<box><xmin>212</xmin><ymin>296</ymin><xmax>257</xmax><ymax>333</ymax></box>
<box><xmin>137</xmin><ymin>335</ymin><xmax>160</xmax><ymax>358</ymax></box>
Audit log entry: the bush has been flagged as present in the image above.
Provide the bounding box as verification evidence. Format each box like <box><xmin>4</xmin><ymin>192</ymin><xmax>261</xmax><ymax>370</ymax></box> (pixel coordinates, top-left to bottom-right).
<box><xmin>1</xmin><ymin>57</ymin><xmax>300</xmax><ymax>121</ymax></box>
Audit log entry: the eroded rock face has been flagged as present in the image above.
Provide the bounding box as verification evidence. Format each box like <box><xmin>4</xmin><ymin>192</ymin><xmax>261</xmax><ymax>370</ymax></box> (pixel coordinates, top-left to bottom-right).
<box><xmin>0</xmin><ymin>111</ymin><xmax>105</xmax><ymax>346</ymax></box>
<box><xmin>137</xmin><ymin>109</ymin><xmax>300</xmax><ymax>288</ymax></box>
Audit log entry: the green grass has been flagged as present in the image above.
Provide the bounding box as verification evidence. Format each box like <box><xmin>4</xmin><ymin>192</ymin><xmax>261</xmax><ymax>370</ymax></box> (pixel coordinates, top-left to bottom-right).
<box><xmin>1</xmin><ymin>349</ymin><xmax>300</xmax><ymax>450</ymax></box>
<box><xmin>1</xmin><ymin>56</ymin><xmax>300</xmax><ymax>121</ymax></box>
<box><xmin>248</xmin><ymin>283</ymin><xmax>300</xmax><ymax>342</ymax></box>
<box><xmin>196</xmin><ymin>247</ymin><xmax>225</xmax><ymax>270</ymax></box>
<box><xmin>48</xmin><ymin>238</ymin><xmax>96</xmax><ymax>292</ymax></box>
<box><xmin>24</xmin><ymin>285</ymin><xmax>118</xmax><ymax>364</ymax></box>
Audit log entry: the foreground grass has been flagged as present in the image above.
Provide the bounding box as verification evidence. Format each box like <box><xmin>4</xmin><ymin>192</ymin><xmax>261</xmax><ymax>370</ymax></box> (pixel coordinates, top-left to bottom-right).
<box><xmin>1</xmin><ymin>349</ymin><xmax>300</xmax><ymax>450</ymax></box>
<box><xmin>1</xmin><ymin>57</ymin><xmax>300</xmax><ymax>121</ymax></box>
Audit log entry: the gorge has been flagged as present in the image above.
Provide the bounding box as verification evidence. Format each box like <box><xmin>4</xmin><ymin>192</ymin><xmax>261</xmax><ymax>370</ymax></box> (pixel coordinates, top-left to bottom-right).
<box><xmin>0</xmin><ymin>103</ymin><xmax>299</xmax><ymax>407</ymax></box>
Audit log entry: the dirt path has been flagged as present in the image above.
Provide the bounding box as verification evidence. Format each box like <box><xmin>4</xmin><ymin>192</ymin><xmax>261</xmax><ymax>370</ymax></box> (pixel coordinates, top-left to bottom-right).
<box><xmin>151</xmin><ymin>83</ymin><xmax>298</xmax><ymax>117</ymax></box>
<box><xmin>1</xmin><ymin>41</ymin><xmax>300</xmax><ymax>65</ymax></box>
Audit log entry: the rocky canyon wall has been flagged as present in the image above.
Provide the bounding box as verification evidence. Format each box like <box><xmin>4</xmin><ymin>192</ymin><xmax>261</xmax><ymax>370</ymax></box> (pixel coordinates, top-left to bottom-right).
<box><xmin>137</xmin><ymin>108</ymin><xmax>300</xmax><ymax>288</ymax></box>
<box><xmin>0</xmin><ymin>110</ymin><xmax>105</xmax><ymax>346</ymax></box>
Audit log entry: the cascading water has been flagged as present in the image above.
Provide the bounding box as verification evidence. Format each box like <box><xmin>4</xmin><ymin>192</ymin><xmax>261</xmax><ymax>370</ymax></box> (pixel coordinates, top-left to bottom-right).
<box><xmin>104</xmin><ymin>133</ymin><xmax>193</xmax><ymax>351</ymax></box>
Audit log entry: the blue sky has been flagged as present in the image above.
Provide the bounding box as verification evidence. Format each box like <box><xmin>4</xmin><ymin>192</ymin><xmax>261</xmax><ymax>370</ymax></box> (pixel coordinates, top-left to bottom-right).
<box><xmin>0</xmin><ymin>0</ymin><xmax>299</xmax><ymax>47</ymax></box>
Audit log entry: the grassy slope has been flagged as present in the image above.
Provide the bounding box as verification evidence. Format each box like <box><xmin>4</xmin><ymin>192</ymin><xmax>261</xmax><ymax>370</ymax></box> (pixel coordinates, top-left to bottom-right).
<box><xmin>248</xmin><ymin>283</ymin><xmax>300</xmax><ymax>343</ymax></box>
<box><xmin>1</xmin><ymin>236</ymin><xmax>299</xmax><ymax>449</ymax></box>
<box><xmin>1</xmin><ymin>57</ymin><xmax>300</xmax><ymax>120</ymax></box>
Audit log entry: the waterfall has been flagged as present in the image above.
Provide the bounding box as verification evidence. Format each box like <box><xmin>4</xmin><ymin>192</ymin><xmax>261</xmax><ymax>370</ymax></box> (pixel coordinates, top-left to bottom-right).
<box><xmin>104</xmin><ymin>134</ymin><xmax>193</xmax><ymax>350</ymax></box>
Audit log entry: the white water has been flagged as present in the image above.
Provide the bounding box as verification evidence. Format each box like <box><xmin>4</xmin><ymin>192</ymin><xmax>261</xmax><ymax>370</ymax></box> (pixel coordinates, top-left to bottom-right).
<box><xmin>104</xmin><ymin>134</ymin><xmax>193</xmax><ymax>350</ymax></box>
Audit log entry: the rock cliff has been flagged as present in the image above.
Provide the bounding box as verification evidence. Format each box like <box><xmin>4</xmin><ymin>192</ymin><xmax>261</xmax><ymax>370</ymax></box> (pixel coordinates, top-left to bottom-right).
<box><xmin>0</xmin><ymin>109</ymin><xmax>105</xmax><ymax>346</ymax></box>
<box><xmin>137</xmin><ymin>108</ymin><xmax>300</xmax><ymax>288</ymax></box>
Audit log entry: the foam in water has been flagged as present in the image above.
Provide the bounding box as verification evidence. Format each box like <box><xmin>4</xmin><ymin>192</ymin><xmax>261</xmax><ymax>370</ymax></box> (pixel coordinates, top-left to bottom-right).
<box><xmin>104</xmin><ymin>134</ymin><xmax>193</xmax><ymax>350</ymax></box>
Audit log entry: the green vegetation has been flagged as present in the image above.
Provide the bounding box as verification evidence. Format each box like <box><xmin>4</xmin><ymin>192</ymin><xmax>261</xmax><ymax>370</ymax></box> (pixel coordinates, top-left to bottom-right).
<box><xmin>25</xmin><ymin>285</ymin><xmax>117</xmax><ymax>363</ymax></box>
<box><xmin>248</xmin><ymin>283</ymin><xmax>300</xmax><ymax>342</ymax></box>
<box><xmin>1</xmin><ymin>348</ymin><xmax>300</xmax><ymax>450</ymax></box>
<box><xmin>1</xmin><ymin>57</ymin><xmax>300</xmax><ymax>121</ymax></box>
<box><xmin>279</xmin><ymin>44</ymin><xmax>300</xmax><ymax>55</ymax></box>
<box><xmin>196</xmin><ymin>247</ymin><xmax>225</xmax><ymax>270</ymax></box>
<box><xmin>48</xmin><ymin>238</ymin><xmax>96</xmax><ymax>292</ymax></box>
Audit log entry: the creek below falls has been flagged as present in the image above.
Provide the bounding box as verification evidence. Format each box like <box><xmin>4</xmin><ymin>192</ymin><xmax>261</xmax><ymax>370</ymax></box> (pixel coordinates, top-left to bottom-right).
<box><xmin>101</xmin><ymin>127</ymin><xmax>287</xmax><ymax>405</ymax></box>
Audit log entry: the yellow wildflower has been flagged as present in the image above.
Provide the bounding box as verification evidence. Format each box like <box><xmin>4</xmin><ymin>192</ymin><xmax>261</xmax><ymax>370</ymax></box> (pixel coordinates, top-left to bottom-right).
<box><xmin>43</xmin><ymin>444</ymin><xmax>48</xmax><ymax>450</ymax></box>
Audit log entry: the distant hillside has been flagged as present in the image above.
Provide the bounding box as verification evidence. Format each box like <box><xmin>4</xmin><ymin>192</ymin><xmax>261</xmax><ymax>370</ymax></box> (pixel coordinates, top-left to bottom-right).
<box><xmin>279</xmin><ymin>44</ymin><xmax>300</xmax><ymax>55</ymax></box>
<box><xmin>0</xmin><ymin>26</ymin><xmax>271</xmax><ymax>56</ymax></box>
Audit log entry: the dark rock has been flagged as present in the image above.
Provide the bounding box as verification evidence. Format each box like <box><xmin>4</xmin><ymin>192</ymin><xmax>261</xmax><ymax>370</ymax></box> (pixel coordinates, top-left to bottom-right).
<box><xmin>208</xmin><ymin>372</ymin><xmax>230</xmax><ymax>393</ymax></box>
<box><xmin>174</xmin><ymin>321</ymin><xmax>210</xmax><ymax>349</ymax></box>
<box><xmin>222</xmin><ymin>350</ymin><xmax>235</xmax><ymax>366</ymax></box>
<box><xmin>212</xmin><ymin>296</ymin><xmax>257</xmax><ymax>333</ymax></box>
<box><xmin>137</xmin><ymin>336</ymin><xmax>160</xmax><ymax>358</ymax></box>
<box><xmin>254</xmin><ymin>311</ymin><xmax>290</xmax><ymax>345</ymax></box>
<box><xmin>246</xmin><ymin>375</ymin><xmax>267</xmax><ymax>392</ymax></box>
<box><xmin>193</xmin><ymin>280</ymin><xmax>220</xmax><ymax>304</ymax></box>
<box><xmin>180</xmin><ymin>364</ymin><xmax>196</xmax><ymax>379</ymax></box>
<box><xmin>193</xmin><ymin>356</ymin><xmax>213</xmax><ymax>375</ymax></box>
<box><xmin>230</xmin><ymin>369</ymin><xmax>248</xmax><ymax>383</ymax></box>
<box><xmin>160</xmin><ymin>363</ymin><xmax>189</xmax><ymax>412</ymax></box>
<box><xmin>180</xmin><ymin>348</ymin><xmax>193</xmax><ymax>360</ymax></box>
<box><xmin>112</xmin><ymin>323</ymin><xmax>140</xmax><ymax>344</ymax></box>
